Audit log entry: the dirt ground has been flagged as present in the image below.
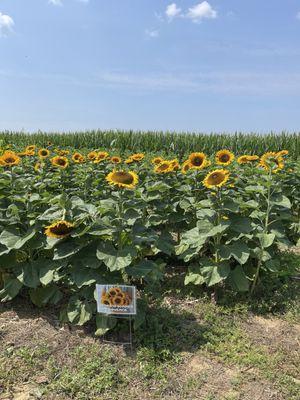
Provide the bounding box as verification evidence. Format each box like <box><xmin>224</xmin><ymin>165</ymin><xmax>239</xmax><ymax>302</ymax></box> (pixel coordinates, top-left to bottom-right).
<box><xmin>0</xmin><ymin>290</ymin><xmax>299</xmax><ymax>400</ymax></box>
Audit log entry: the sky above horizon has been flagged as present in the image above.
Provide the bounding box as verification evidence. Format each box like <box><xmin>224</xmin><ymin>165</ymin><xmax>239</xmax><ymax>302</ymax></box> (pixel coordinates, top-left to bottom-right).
<box><xmin>0</xmin><ymin>0</ymin><xmax>300</xmax><ymax>133</ymax></box>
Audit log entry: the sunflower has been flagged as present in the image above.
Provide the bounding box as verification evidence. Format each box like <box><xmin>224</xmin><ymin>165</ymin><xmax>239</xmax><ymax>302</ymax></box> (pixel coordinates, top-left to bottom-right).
<box><xmin>106</xmin><ymin>170</ymin><xmax>138</xmax><ymax>189</ymax></box>
<box><xmin>101</xmin><ymin>297</ymin><xmax>111</xmax><ymax>306</ymax></box>
<box><xmin>276</xmin><ymin>150</ymin><xmax>289</xmax><ymax>157</ymax></box>
<box><xmin>125</xmin><ymin>157</ymin><xmax>134</xmax><ymax>164</ymax></box>
<box><xmin>108</xmin><ymin>287</ymin><xmax>122</xmax><ymax>296</ymax></box>
<box><xmin>130</xmin><ymin>153</ymin><xmax>144</xmax><ymax>161</ymax></box>
<box><xmin>151</xmin><ymin>157</ymin><xmax>164</xmax><ymax>165</ymax></box>
<box><xmin>56</xmin><ymin>149</ymin><xmax>70</xmax><ymax>156</ymax></box>
<box><xmin>72</xmin><ymin>152</ymin><xmax>85</xmax><ymax>163</ymax></box>
<box><xmin>51</xmin><ymin>156</ymin><xmax>69</xmax><ymax>169</ymax></box>
<box><xmin>259</xmin><ymin>152</ymin><xmax>284</xmax><ymax>173</ymax></box>
<box><xmin>21</xmin><ymin>145</ymin><xmax>35</xmax><ymax>156</ymax></box>
<box><xmin>237</xmin><ymin>155</ymin><xmax>259</xmax><ymax>164</ymax></box>
<box><xmin>87</xmin><ymin>151</ymin><xmax>98</xmax><ymax>161</ymax></box>
<box><xmin>94</xmin><ymin>151</ymin><xmax>109</xmax><ymax>163</ymax></box>
<box><xmin>38</xmin><ymin>148</ymin><xmax>50</xmax><ymax>159</ymax></box>
<box><xmin>181</xmin><ymin>160</ymin><xmax>191</xmax><ymax>174</ymax></box>
<box><xmin>170</xmin><ymin>159</ymin><xmax>180</xmax><ymax>171</ymax></box>
<box><xmin>203</xmin><ymin>169</ymin><xmax>229</xmax><ymax>189</ymax></box>
<box><xmin>0</xmin><ymin>151</ymin><xmax>20</xmax><ymax>167</ymax></box>
<box><xmin>188</xmin><ymin>152</ymin><xmax>207</xmax><ymax>169</ymax></box>
<box><xmin>44</xmin><ymin>220</ymin><xmax>74</xmax><ymax>239</ymax></box>
<box><xmin>215</xmin><ymin>150</ymin><xmax>234</xmax><ymax>165</ymax></box>
<box><xmin>111</xmin><ymin>296</ymin><xmax>124</xmax><ymax>306</ymax></box>
<box><xmin>110</xmin><ymin>156</ymin><xmax>121</xmax><ymax>164</ymax></box>
<box><xmin>154</xmin><ymin>161</ymin><xmax>172</xmax><ymax>174</ymax></box>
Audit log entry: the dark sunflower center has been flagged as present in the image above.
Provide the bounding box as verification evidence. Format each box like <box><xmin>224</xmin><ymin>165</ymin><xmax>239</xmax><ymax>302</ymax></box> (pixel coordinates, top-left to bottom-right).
<box><xmin>114</xmin><ymin>297</ymin><xmax>122</xmax><ymax>304</ymax></box>
<box><xmin>220</xmin><ymin>154</ymin><xmax>230</xmax><ymax>162</ymax></box>
<box><xmin>158</xmin><ymin>163</ymin><xmax>169</xmax><ymax>171</ymax></box>
<box><xmin>112</xmin><ymin>172</ymin><xmax>134</xmax><ymax>184</ymax></box>
<box><xmin>4</xmin><ymin>157</ymin><xmax>15</xmax><ymax>163</ymax></box>
<box><xmin>209</xmin><ymin>173</ymin><xmax>224</xmax><ymax>185</ymax></box>
<box><xmin>41</xmin><ymin>151</ymin><xmax>48</xmax><ymax>156</ymax></box>
<box><xmin>50</xmin><ymin>222</ymin><xmax>73</xmax><ymax>235</ymax></box>
<box><xmin>57</xmin><ymin>159</ymin><xmax>66</xmax><ymax>166</ymax></box>
<box><xmin>192</xmin><ymin>156</ymin><xmax>204</xmax><ymax>166</ymax></box>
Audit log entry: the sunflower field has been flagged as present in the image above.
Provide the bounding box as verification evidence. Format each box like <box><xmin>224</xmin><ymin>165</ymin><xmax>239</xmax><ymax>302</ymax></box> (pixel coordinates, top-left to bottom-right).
<box><xmin>0</xmin><ymin>143</ymin><xmax>299</xmax><ymax>334</ymax></box>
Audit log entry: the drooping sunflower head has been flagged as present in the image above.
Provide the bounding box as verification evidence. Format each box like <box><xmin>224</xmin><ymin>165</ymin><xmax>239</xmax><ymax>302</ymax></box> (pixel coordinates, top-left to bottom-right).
<box><xmin>276</xmin><ymin>150</ymin><xmax>289</xmax><ymax>157</ymax></box>
<box><xmin>57</xmin><ymin>149</ymin><xmax>70</xmax><ymax>156</ymax></box>
<box><xmin>0</xmin><ymin>151</ymin><xmax>21</xmax><ymax>167</ymax></box>
<box><xmin>25</xmin><ymin>145</ymin><xmax>36</xmax><ymax>155</ymax></box>
<box><xmin>237</xmin><ymin>155</ymin><xmax>259</xmax><ymax>164</ymax></box>
<box><xmin>130</xmin><ymin>153</ymin><xmax>145</xmax><ymax>162</ymax></box>
<box><xmin>188</xmin><ymin>152</ymin><xmax>207</xmax><ymax>169</ymax></box>
<box><xmin>169</xmin><ymin>159</ymin><xmax>180</xmax><ymax>171</ymax></box>
<box><xmin>94</xmin><ymin>151</ymin><xmax>109</xmax><ymax>163</ymax></box>
<box><xmin>106</xmin><ymin>170</ymin><xmax>138</xmax><ymax>189</ymax></box>
<box><xmin>259</xmin><ymin>152</ymin><xmax>284</xmax><ymax>173</ymax></box>
<box><xmin>110</xmin><ymin>156</ymin><xmax>121</xmax><ymax>164</ymax></box>
<box><xmin>154</xmin><ymin>161</ymin><xmax>172</xmax><ymax>174</ymax></box>
<box><xmin>151</xmin><ymin>157</ymin><xmax>164</xmax><ymax>165</ymax></box>
<box><xmin>51</xmin><ymin>156</ymin><xmax>69</xmax><ymax>169</ymax></box>
<box><xmin>215</xmin><ymin>149</ymin><xmax>235</xmax><ymax>165</ymax></box>
<box><xmin>44</xmin><ymin>220</ymin><xmax>74</xmax><ymax>239</ymax></box>
<box><xmin>38</xmin><ymin>148</ymin><xmax>50</xmax><ymax>159</ymax></box>
<box><xmin>72</xmin><ymin>152</ymin><xmax>85</xmax><ymax>163</ymax></box>
<box><xmin>87</xmin><ymin>151</ymin><xmax>98</xmax><ymax>161</ymax></box>
<box><xmin>203</xmin><ymin>169</ymin><xmax>229</xmax><ymax>189</ymax></box>
<box><xmin>181</xmin><ymin>160</ymin><xmax>191</xmax><ymax>174</ymax></box>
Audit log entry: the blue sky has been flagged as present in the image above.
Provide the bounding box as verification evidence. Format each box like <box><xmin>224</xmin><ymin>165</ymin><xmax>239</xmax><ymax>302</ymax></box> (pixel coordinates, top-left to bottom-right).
<box><xmin>0</xmin><ymin>0</ymin><xmax>300</xmax><ymax>132</ymax></box>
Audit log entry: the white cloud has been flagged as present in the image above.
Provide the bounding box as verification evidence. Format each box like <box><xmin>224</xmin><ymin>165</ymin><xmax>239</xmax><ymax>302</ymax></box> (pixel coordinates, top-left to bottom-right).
<box><xmin>0</xmin><ymin>12</ymin><xmax>14</xmax><ymax>37</ymax></box>
<box><xmin>49</xmin><ymin>0</ymin><xmax>63</xmax><ymax>5</ymax></box>
<box><xmin>186</xmin><ymin>1</ymin><xmax>217</xmax><ymax>22</ymax></box>
<box><xmin>145</xmin><ymin>29</ymin><xmax>159</xmax><ymax>38</ymax></box>
<box><xmin>166</xmin><ymin>3</ymin><xmax>182</xmax><ymax>20</ymax></box>
<box><xmin>296</xmin><ymin>11</ymin><xmax>300</xmax><ymax>20</ymax></box>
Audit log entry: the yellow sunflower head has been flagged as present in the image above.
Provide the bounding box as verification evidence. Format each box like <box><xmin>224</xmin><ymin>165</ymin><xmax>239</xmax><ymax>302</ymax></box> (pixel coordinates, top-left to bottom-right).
<box><xmin>154</xmin><ymin>161</ymin><xmax>172</xmax><ymax>174</ymax></box>
<box><xmin>130</xmin><ymin>153</ymin><xmax>144</xmax><ymax>162</ymax></box>
<box><xmin>169</xmin><ymin>159</ymin><xmax>180</xmax><ymax>171</ymax></box>
<box><xmin>259</xmin><ymin>152</ymin><xmax>284</xmax><ymax>173</ymax></box>
<box><xmin>0</xmin><ymin>151</ymin><xmax>21</xmax><ymax>167</ymax></box>
<box><xmin>25</xmin><ymin>145</ymin><xmax>36</xmax><ymax>154</ymax></box>
<box><xmin>276</xmin><ymin>150</ymin><xmax>289</xmax><ymax>157</ymax></box>
<box><xmin>87</xmin><ymin>151</ymin><xmax>98</xmax><ymax>161</ymax></box>
<box><xmin>44</xmin><ymin>220</ymin><xmax>74</xmax><ymax>239</ymax></box>
<box><xmin>151</xmin><ymin>157</ymin><xmax>164</xmax><ymax>165</ymax></box>
<box><xmin>38</xmin><ymin>148</ymin><xmax>50</xmax><ymax>159</ymax></box>
<box><xmin>57</xmin><ymin>150</ymin><xmax>70</xmax><ymax>156</ymax></box>
<box><xmin>125</xmin><ymin>157</ymin><xmax>134</xmax><ymax>164</ymax></box>
<box><xmin>203</xmin><ymin>169</ymin><xmax>229</xmax><ymax>189</ymax></box>
<box><xmin>215</xmin><ymin>149</ymin><xmax>235</xmax><ymax>165</ymax></box>
<box><xmin>94</xmin><ymin>151</ymin><xmax>109</xmax><ymax>163</ymax></box>
<box><xmin>110</xmin><ymin>156</ymin><xmax>122</xmax><ymax>164</ymax></box>
<box><xmin>108</xmin><ymin>287</ymin><xmax>122</xmax><ymax>296</ymax></box>
<box><xmin>188</xmin><ymin>152</ymin><xmax>207</xmax><ymax>169</ymax></box>
<box><xmin>72</xmin><ymin>152</ymin><xmax>85</xmax><ymax>163</ymax></box>
<box><xmin>106</xmin><ymin>170</ymin><xmax>138</xmax><ymax>189</ymax></box>
<box><xmin>51</xmin><ymin>156</ymin><xmax>69</xmax><ymax>169</ymax></box>
<box><xmin>237</xmin><ymin>155</ymin><xmax>259</xmax><ymax>164</ymax></box>
<box><xmin>181</xmin><ymin>160</ymin><xmax>191</xmax><ymax>174</ymax></box>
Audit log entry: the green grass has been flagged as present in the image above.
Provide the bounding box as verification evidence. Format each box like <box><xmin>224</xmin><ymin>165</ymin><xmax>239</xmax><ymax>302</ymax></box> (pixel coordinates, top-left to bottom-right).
<box><xmin>1</xmin><ymin>130</ymin><xmax>299</xmax><ymax>158</ymax></box>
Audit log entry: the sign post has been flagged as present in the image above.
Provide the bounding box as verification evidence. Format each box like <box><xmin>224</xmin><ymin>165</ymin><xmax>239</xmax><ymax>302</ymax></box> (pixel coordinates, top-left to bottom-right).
<box><xmin>96</xmin><ymin>284</ymin><xmax>137</xmax><ymax>348</ymax></box>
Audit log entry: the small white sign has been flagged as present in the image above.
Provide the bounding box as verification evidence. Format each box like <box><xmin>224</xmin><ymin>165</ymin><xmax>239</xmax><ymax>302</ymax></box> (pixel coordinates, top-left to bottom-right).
<box><xmin>96</xmin><ymin>284</ymin><xmax>137</xmax><ymax>315</ymax></box>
